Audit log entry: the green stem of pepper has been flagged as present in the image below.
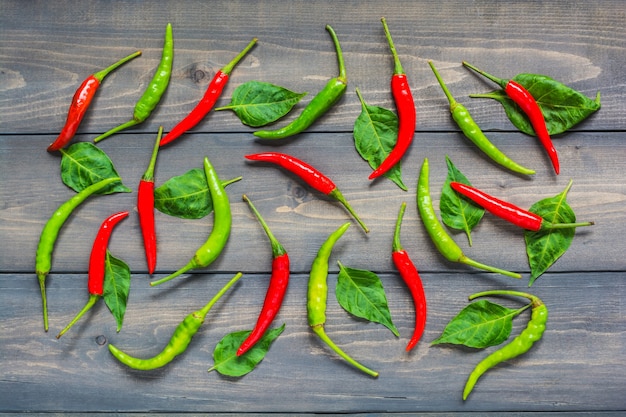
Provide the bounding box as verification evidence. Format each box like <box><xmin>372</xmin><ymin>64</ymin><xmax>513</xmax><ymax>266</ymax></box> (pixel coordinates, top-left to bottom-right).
<box><xmin>328</xmin><ymin>189</ymin><xmax>369</xmax><ymax>233</ymax></box>
<box><xmin>381</xmin><ymin>17</ymin><xmax>404</xmax><ymax>76</ymax></box>
<box><xmin>469</xmin><ymin>289</ymin><xmax>541</xmax><ymax>307</ymax></box>
<box><xmin>311</xmin><ymin>325</ymin><xmax>379</xmax><ymax>377</ymax></box>
<box><xmin>461</xmin><ymin>61</ymin><xmax>508</xmax><ymax>89</ymax></box>
<box><xmin>56</xmin><ymin>294</ymin><xmax>99</xmax><ymax>339</ymax></box>
<box><xmin>326</xmin><ymin>24</ymin><xmax>346</xmax><ymax>83</ymax></box>
<box><xmin>93</xmin><ymin>51</ymin><xmax>142</xmax><ymax>82</ymax></box>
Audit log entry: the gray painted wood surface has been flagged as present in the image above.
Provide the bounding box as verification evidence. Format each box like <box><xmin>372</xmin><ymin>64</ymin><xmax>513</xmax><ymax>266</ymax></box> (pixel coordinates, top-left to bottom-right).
<box><xmin>1</xmin><ymin>0</ymin><xmax>624</xmax><ymax>414</ymax></box>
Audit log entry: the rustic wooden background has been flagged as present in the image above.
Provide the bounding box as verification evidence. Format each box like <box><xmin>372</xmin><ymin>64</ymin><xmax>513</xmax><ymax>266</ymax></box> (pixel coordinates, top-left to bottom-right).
<box><xmin>1</xmin><ymin>0</ymin><xmax>625</xmax><ymax>415</ymax></box>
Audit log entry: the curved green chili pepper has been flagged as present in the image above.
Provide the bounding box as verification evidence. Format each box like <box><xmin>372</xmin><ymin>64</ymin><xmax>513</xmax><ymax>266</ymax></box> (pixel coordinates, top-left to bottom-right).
<box><xmin>417</xmin><ymin>158</ymin><xmax>521</xmax><ymax>279</ymax></box>
<box><xmin>253</xmin><ymin>25</ymin><xmax>346</xmax><ymax>140</ymax></box>
<box><xmin>150</xmin><ymin>156</ymin><xmax>231</xmax><ymax>286</ymax></box>
<box><xmin>428</xmin><ymin>61</ymin><xmax>535</xmax><ymax>176</ymax></box>
<box><xmin>94</xmin><ymin>23</ymin><xmax>174</xmax><ymax>143</ymax></box>
<box><xmin>35</xmin><ymin>176</ymin><xmax>122</xmax><ymax>331</ymax></box>
<box><xmin>463</xmin><ymin>290</ymin><xmax>548</xmax><ymax>400</ymax></box>
<box><xmin>109</xmin><ymin>272</ymin><xmax>243</xmax><ymax>370</ymax></box>
<box><xmin>307</xmin><ymin>222</ymin><xmax>378</xmax><ymax>377</ymax></box>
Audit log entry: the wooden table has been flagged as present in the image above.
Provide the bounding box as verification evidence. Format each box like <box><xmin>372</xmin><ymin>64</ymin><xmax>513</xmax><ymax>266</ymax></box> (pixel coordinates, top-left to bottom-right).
<box><xmin>1</xmin><ymin>1</ymin><xmax>624</xmax><ymax>415</ymax></box>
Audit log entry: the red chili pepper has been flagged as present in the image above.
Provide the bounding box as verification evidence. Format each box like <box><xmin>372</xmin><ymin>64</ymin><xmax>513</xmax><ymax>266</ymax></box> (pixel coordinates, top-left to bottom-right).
<box><xmin>47</xmin><ymin>51</ymin><xmax>141</xmax><ymax>152</ymax></box>
<box><xmin>236</xmin><ymin>194</ymin><xmax>290</xmax><ymax>356</ymax></box>
<box><xmin>159</xmin><ymin>38</ymin><xmax>257</xmax><ymax>147</ymax></box>
<box><xmin>450</xmin><ymin>181</ymin><xmax>593</xmax><ymax>231</ymax></box>
<box><xmin>462</xmin><ymin>62</ymin><xmax>560</xmax><ymax>174</ymax></box>
<box><xmin>56</xmin><ymin>210</ymin><xmax>129</xmax><ymax>338</ymax></box>
<box><xmin>392</xmin><ymin>202</ymin><xmax>426</xmax><ymax>351</ymax></box>
<box><xmin>138</xmin><ymin>127</ymin><xmax>163</xmax><ymax>274</ymax></box>
<box><xmin>244</xmin><ymin>152</ymin><xmax>369</xmax><ymax>233</ymax></box>
<box><xmin>369</xmin><ymin>18</ymin><xmax>416</xmax><ymax>180</ymax></box>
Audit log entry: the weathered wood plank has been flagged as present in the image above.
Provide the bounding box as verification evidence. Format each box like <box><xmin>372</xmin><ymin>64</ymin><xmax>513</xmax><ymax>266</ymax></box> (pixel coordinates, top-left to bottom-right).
<box><xmin>1</xmin><ymin>131</ymin><xmax>621</xmax><ymax>278</ymax></box>
<box><xmin>0</xmin><ymin>0</ymin><xmax>621</xmax><ymax>135</ymax></box>
<box><xmin>0</xmin><ymin>272</ymin><xmax>624</xmax><ymax>413</ymax></box>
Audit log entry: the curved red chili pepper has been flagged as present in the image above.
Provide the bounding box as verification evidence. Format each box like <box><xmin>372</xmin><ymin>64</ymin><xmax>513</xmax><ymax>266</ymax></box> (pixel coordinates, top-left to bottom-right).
<box><xmin>160</xmin><ymin>38</ymin><xmax>257</xmax><ymax>147</ymax></box>
<box><xmin>47</xmin><ymin>51</ymin><xmax>141</xmax><ymax>152</ymax></box>
<box><xmin>450</xmin><ymin>182</ymin><xmax>543</xmax><ymax>231</ymax></box>
<box><xmin>392</xmin><ymin>202</ymin><xmax>426</xmax><ymax>351</ymax></box>
<box><xmin>138</xmin><ymin>127</ymin><xmax>163</xmax><ymax>274</ymax></box>
<box><xmin>245</xmin><ymin>152</ymin><xmax>369</xmax><ymax>233</ymax></box>
<box><xmin>450</xmin><ymin>181</ymin><xmax>594</xmax><ymax>231</ymax></box>
<box><xmin>57</xmin><ymin>210</ymin><xmax>128</xmax><ymax>338</ymax></box>
<box><xmin>237</xmin><ymin>195</ymin><xmax>290</xmax><ymax>356</ymax></box>
<box><xmin>369</xmin><ymin>18</ymin><xmax>416</xmax><ymax>180</ymax></box>
<box><xmin>462</xmin><ymin>62</ymin><xmax>559</xmax><ymax>174</ymax></box>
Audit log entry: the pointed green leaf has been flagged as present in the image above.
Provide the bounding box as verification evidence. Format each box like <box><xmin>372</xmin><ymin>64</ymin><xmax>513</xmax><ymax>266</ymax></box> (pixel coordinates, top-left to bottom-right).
<box><xmin>353</xmin><ymin>88</ymin><xmax>406</xmax><ymax>191</ymax></box>
<box><xmin>335</xmin><ymin>262</ymin><xmax>399</xmax><ymax>336</ymax></box>
<box><xmin>215</xmin><ymin>81</ymin><xmax>307</xmax><ymax>127</ymax></box>
<box><xmin>154</xmin><ymin>168</ymin><xmax>241</xmax><ymax>219</ymax></box>
<box><xmin>440</xmin><ymin>155</ymin><xmax>484</xmax><ymax>246</ymax></box>
<box><xmin>208</xmin><ymin>324</ymin><xmax>285</xmax><ymax>377</ymax></box>
<box><xmin>60</xmin><ymin>142</ymin><xmax>131</xmax><ymax>194</ymax></box>
<box><xmin>470</xmin><ymin>73</ymin><xmax>601</xmax><ymax>136</ymax></box>
<box><xmin>432</xmin><ymin>299</ymin><xmax>528</xmax><ymax>348</ymax></box>
<box><xmin>102</xmin><ymin>250</ymin><xmax>131</xmax><ymax>332</ymax></box>
<box><xmin>525</xmin><ymin>181</ymin><xmax>577</xmax><ymax>285</ymax></box>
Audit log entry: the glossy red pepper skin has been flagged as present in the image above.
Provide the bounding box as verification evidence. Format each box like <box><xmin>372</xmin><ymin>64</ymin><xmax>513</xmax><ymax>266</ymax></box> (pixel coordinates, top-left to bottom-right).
<box><xmin>245</xmin><ymin>152</ymin><xmax>369</xmax><ymax>233</ymax></box>
<box><xmin>392</xmin><ymin>202</ymin><xmax>426</xmax><ymax>351</ymax></box>
<box><xmin>450</xmin><ymin>182</ymin><xmax>543</xmax><ymax>231</ymax></box>
<box><xmin>504</xmin><ymin>80</ymin><xmax>559</xmax><ymax>174</ymax></box>
<box><xmin>370</xmin><ymin>18</ymin><xmax>416</xmax><ymax>180</ymax></box>
<box><xmin>88</xmin><ymin>211</ymin><xmax>130</xmax><ymax>295</ymax></box>
<box><xmin>47</xmin><ymin>51</ymin><xmax>141</xmax><ymax>152</ymax></box>
<box><xmin>160</xmin><ymin>38</ymin><xmax>257</xmax><ymax>146</ymax></box>
<box><xmin>237</xmin><ymin>195</ymin><xmax>290</xmax><ymax>356</ymax></box>
<box><xmin>138</xmin><ymin>128</ymin><xmax>163</xmax><ymax>274</ymax></box>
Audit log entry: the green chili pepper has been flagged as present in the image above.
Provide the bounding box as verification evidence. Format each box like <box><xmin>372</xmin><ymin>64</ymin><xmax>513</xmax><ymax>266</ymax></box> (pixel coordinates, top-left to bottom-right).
<box><xmin>35</xmin><ymin>176</ymin><xmax>122</xmax><ymax>331</ymax></box>
<box><xmin>417</xmin><ymin>158</ymin><xmax>521</xmax><ymax>279</ymax></box>
<box><xmin>93</xmin><ymin>23</ymin><xmax>174</xmax><ymax>143</ymax></box>
<box><xmin>109</xmin><ymin>272</ymin><xmax>243</xmax><ymax>370</ymax></box>
<box><xmin>253</xmin><ymin>25</ymin><xmax>347</xmax><ymax>140</ymax></box>
<box><xmin>428</xmin><ymin>61</ymin><xmax>535</xmax><ymax>176</ymax></box>
<box><xmin>150</xmin><ymin>156</ymin><xmax>231</xmax><ymax>286</ymax></box>
<box><xmin>307</xmin><ymin>222</ymin><xmax>378</xmax><ymax>377</ymax></box>
<box><xmin>463</xmin><ymin>290</ymin><xmax>548</xmax><ymax>400</ymax></box>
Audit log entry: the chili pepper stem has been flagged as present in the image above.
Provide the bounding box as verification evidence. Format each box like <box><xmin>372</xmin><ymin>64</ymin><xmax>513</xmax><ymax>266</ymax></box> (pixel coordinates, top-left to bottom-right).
<box><xmin>38</xmin><ymin>274</ymin><xmax>49</xmax><ymax>331</ymax></box>
<box><xmin>542</xmin><ymin>221</ymin><xmax>594</xmax><ymax>230</ymax></box>
<box><xmin>469</xmin><ymin>289</ymin><xmax>543</xmax><ymax>310</ymax></box>
<box><xmin>150</xmin><ymin>261</ymin><xmax>196</xmax><ymax>286</ymax></box>
<box><xmin>393</xmin><ymin>202</ymin><xmax>406</xmax><ymax>252</ymax></box>
<box><xmin>199</xmin><ymin>272</ymin><xmax>243</xmax><ymax>316</ymax></box>
<box><xmin>242</xmin><ymin>194</ymin><xmax>286</xmax><ymax>256</ymax></box>
<box><xmin>143</xmin><ymin>127</ymin><xmax>163</xmax><ymax>181</ymax></box>
<box><xmin>459</xmin><ymin>256</ymin><xmax>521</xmax><ymax>279</ymax></box>
<box><xmin>428</xmin><ymin>61</ymin><xmax>457</xmax><ymax>108</ymax></box>
<box><xmin>93</xmin><ymin>119</ymin><xmax>140</xmax><ymax>143</ymax></box>
<box><xmin>381</xmin><ymin>17</ymin><xmax>404</xmax><ymax>75</ymax></box>
<box><xmin>325</xmin><ymin>25</ymin><xmax>346</xmax><ymax>82</ymax></box>
<box><xmin>56</xmin><ymin>294</ymin><xmax>100</xmax><ymax>338</ymax></box>
<box><xmin>462</xmin><ymin>61</ymin><xmax>508</xmax><ymax>89</ymax></box>
<box><xmin>311</xmin><ymin>325</ymin><xmax>379</xmax><ymax>377</ymax></box>
<box><xmin>221</xmin><ymin>38</ymin><xmax>258</xmax><ymax>75</ymax></box>
<box><xmin>328</xmin><ymin>189</ymin><xmax>369</xmax><ymax>233</ymax></box>
<box><xmin>93</xmin><ymin>51</ymin><xmax>142</xmax><ymax>82</ymax></box>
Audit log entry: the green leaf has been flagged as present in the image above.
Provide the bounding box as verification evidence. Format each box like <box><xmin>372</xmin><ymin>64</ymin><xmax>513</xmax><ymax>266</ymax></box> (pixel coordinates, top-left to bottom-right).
<box><xmin>215</xmin><ymin>81</ymin><xmax>307</xmax><ymax>127</ymax></box>
<box><xmin>208</xmin><ymin>324</ymin><xmax>285</xmax><ymax>377</ymax></box>
<box><xmin>102</xmin><ymin>250</ymin><xmax>131</xmax><ymax>332</ymax></box>
<box><xmin>470</xmin><ymin>73</ymin><xmax>601</xmax><ymax>136</ymax></box>
<box><xmin>440</xmin><ymin>155</ymin><xmax>484</xmax><ymax>246</ymax></box>
<box><xmin>431</xmin><ymin>300</ymin><xmax>528</xmax><ymax>348</ymax></box>
<box><xmin>60</xmin><ymin>142</ymin><xmax>131</xmax><ymax>194</ymax></box>
<box><xmin>353</xmin><ymin>88</ymin><xmax>407</xmax><ymax>191</ymax></box>
<box><xmin>525</xmin><ymin>181</ymin><xmax>577</xmax><ymax>286</ymax></box>
<box><xmin>154</xmin><ymin>168</ymin><xmax>241</xmax><ymax>219</ymax></box>
<box><xmin>335</xmin><ymin>261</ymin><xmax>399</xmax><ymax>336</ymax></box>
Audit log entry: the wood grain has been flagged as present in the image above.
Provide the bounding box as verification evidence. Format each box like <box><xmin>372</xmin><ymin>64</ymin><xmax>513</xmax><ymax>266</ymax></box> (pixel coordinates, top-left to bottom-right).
<box><xmin>0</xmin><ymin>0</ymin><xmax>625</xmax><ymax>414</ymax></box>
